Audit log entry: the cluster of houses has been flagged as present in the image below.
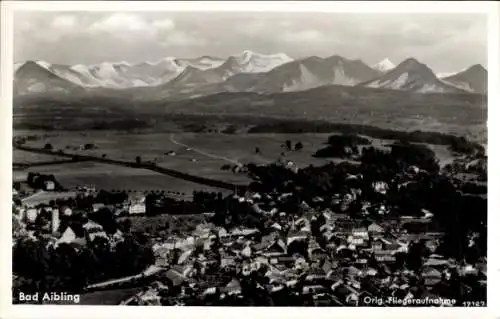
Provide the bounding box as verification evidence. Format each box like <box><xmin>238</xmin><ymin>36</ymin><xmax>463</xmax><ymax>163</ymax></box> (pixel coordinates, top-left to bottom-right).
<box><xmin>12</xmin><ymin>152</ymin><xmax>487</xmax><ymax>306</ymax></box>
<box><xmin>120</xmin><ymin>192</ymin><xmax>486</xmax><ymax>306</ymax></box>
<box><xmin>12</xmin><ymin>186</ymin><xmax>147</xmax><ymax>247</ymax></box>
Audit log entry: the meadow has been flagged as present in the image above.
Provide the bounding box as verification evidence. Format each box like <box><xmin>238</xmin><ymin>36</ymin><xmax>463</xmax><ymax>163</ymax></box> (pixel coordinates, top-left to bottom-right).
<box><xmin>14</xmin><ymin>131</ymin><xmax>458</xmax><ymax>194</ymax></box>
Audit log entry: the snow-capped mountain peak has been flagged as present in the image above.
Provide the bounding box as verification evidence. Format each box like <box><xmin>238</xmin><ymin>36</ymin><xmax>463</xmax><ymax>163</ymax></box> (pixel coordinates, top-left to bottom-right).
<box><xmin>234</xmin><ymin>50</ymin><xmax>255</xmax><ymax>63</ymax></box>
<box><xmin>226</xmin><ymin>50</ymin><xmax>294</xmax><ymax>73</ymax></box>
<box><xmin>35</xmin><ymin>60</ymin><xmax>52</xmax><ymax>70</ymax></box>
<box><xmin>157</xmin><ymin>56</ymin><xmax>177</xmax><ymax>63</ymax></box>
<box><xmin>437</xmin><ymin>71</ymin><xmax>458</xmax><ymax>78</ymax></box>
<box><xmin>372</xmin><ymin>58</ymin><xmax>395</xmax><ymax>72</ymax></box>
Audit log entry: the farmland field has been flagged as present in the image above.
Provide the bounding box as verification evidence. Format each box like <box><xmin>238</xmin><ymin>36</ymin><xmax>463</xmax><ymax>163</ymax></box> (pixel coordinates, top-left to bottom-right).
<box><xmin>13</xmin><ymin>149</ymin><xmax>67</xmax><ymax>164</ymax></box>
<box><xmin>19</xmin><ymin>161</ymin><xmax>230</xmax><ymax>194</ymax></box>
<box><xmin>16</xmin><ymin>130</ymin><xmax>458</xmax><ymax>192</ymax></box>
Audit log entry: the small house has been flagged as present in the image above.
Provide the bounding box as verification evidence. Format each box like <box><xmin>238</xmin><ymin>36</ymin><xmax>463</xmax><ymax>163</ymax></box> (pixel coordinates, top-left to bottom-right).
<box><xmin>55</xmin><ymin>227</ymin><xmax>78</xmax><ymax>246</ymax></box>
<box><xmin>367</xmin><ymin>222</ymin><xmax>384</xmax><ymax>234</ymax></box>
<box><xmin>83</xmin><ymin>220</ymin><xmax>107</xmax><ymax>241</ymax></box>
<box><xmin>302</xmin><ymin>285</ymin><xmax>327</xmax><ymax>295</ymax></box>
<box><xmin>220</xmin><ymin>254</ymin><xmax>236</xmax><ymax>269</ymax></box>
<box><xmin>223</xmin><ymin>278</ymin><xmax>242</xmax><ymax>296</ymax></box>
<box><xmin>262</xmin><ymin>238</ymin><xmax>287</xmax><ymax>257</ymax></box>
<box><xmin>165</xmin><ymin>268</ymin><xmax>188</xmax><ymax>287</ymax></box>
<box><xmin>352</xmin><ymin>227</ymin><xmax>369</xmax><ymax>240</ymax></box>
<box><xmin>129</xmin><ymin>202</ymin><xmax>146</xmax><ymax>215</ymax></box>
<box><xmin>374</xmin><ymin>250</ymin><xmax>397</xmax><ymax>263</ymax></box>
<box><xmin>61</xmin><ymin>206</ymin><xmax>72</xmax><ymax>216</ymax></box>
<box><xmin>347</xmin><ymin>235</ymin><xmax>365</xmax><ymax>246</ymax></box>
<box><xmin>92</xmin><ymin>203</ymin><xmax>105</xmax><ymax>213</ymax></box>
<box><xmin>26</xmin><ymin>208</ymin><xmax>38</xmax><ymax>223</ymax></box>
<box><xmin>371</xmin><ymin>238</ymin><xmax>385</xmax><ymax>251</ymax></box>
<box><xmin>305</xmin><ymin>268</ymin><xmax>327</xmax><ymax>283</ymax></box>
<box><xmin>372</xmin><ymin>181</ymin><xmax>389</xmax><ymax>195</ymax></box>
<box><xmin>422</xmin><ymin>267</ymin><xmax>442</xmax><ymax>286</ymax></box>
<box><xmin>43</xmin><ymin>181</ymin><xmax>55</xmax><ymax>191</ymax></box>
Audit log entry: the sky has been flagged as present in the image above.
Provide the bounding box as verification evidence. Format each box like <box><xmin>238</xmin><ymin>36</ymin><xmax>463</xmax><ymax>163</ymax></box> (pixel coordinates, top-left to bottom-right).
<box><xmin>13</xmin><ymin>11</ymin><xmax>487</xmax><ymax>73</ymax></box>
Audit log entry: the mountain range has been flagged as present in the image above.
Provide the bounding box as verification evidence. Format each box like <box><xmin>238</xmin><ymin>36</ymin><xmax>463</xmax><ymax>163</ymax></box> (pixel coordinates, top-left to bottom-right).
<box><xmin>13</xmin><ymin>50</ymin><xmax>487</xmax><ymax>100</ymax></box>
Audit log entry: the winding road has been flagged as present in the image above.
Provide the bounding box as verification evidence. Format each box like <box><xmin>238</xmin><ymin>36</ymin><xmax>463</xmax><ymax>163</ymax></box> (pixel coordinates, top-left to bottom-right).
<box><xmin>169</xmin><ymin>134</ymin><xmax>243</xmax><ymax>167</ymax></box>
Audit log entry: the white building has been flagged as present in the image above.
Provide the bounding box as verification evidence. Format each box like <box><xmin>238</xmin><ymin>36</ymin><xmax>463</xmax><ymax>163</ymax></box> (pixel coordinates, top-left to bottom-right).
<box><xmin>51</xmin><ymin>209</ymin><xmax>60</xmax><ymax>234</ymax></box>
<box><xmin>55</xmin><ymin>227</ymin><xmax>79</xmax><ymax>247</ymax></box>
<box><xmin>129</xmin><ymin>202</ymin><xmax>146</xmax><ymax>215</ymax></box>
<box><xmin>44</xmin><ymin>181</ymin><xmax>55</xmax><ymax>191</ymax></box>
<box><xmin>62</xmin><ymin>207</ymin><xmax>72</xmax><ymax>216</ymax></box>
<box><xmin>352</xmin><ymin>228</ymin><xmax>369</xmax><ymax>240</ymax></box>
<box><xmin>26</xmin><ymin>208</ymin><xmax>37</xmax><ymax>223</ymax></box>
<box><xmin>372</xmin><ymin>181</ymin><xmax>388</xmax><ymax>195</ymax></box>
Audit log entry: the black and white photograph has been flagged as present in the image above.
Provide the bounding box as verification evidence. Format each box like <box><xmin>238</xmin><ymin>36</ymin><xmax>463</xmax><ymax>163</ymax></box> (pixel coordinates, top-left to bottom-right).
<box><xmin>2</xmin><ymin>0</ymin><xmax>498</xmax><ymax>315</ymax></box>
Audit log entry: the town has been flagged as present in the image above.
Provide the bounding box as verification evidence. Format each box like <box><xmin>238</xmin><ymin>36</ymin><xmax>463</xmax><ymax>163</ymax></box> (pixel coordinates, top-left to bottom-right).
<box><xmin>11</xmin><ymin>133</ymin><xmax>487</xmax><ymax>306</ymax></box>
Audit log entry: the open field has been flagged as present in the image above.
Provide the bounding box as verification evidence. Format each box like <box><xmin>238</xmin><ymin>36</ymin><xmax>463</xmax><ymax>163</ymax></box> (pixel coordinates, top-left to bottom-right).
<box><xmin>21</xmin><ymin>191</ymin><xmax>77</xmax><ymax>206</ymax></box>
<box><xmin>20</xmin><ymin>130</ymin><xmax>458</xmax><ymax>169</ymax></box>
<box><xmin>14</xmin><ymin>131</ymin><xmax>460</xmax><ymax>194</ymax></box>
<box><xmin>13</xmin><ymin>149</ymin><xmax>67</xmax><ymax>164</ymax></box>
<box><xmin>19</xmin><ymin>161</ymin><xmax>231</xmax><ymax>194</ymax></box>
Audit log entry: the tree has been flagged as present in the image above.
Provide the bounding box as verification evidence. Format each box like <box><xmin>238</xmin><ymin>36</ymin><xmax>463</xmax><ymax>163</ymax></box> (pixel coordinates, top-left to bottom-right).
<box><xmin>102</xmin><ymin>154</ymin><xmax>107</xmax><ymax>159</ymax></box>
<box><xmin>390</xmin><ymin>141</ymin><xmax>439</xmax><ymax>172</ymax></box>
<box><xmin>90</xmin><ymin>207</ymin><xmax>118</xmax><ymax>234</ymax></box>
<box><xmin>294</xmin><ymin>142</ymin><xmax>304</xmax><ymax>151</ymax></box>
<box><xmin>44</xmin><ymin>143</ymin><xmax>53</xmax><ymax>151</ymax></box>
<box><xmin>255</xmin><ymin>147</ymin><xmax>261</xmax><ymax>154</ymax></box>
<box><xmin>406</xmin><ymin>240</ymin><xmax>430</xmax><ymax>271</ymax></box>
<box><xmin>120</xmin><ymin>218</ymin><xmax>132</xmax><ymax>233</ymax></box>
<box><xmin>285</xmin><ymin>140</ymin><xmax>292</xmax><ymax>151</ymax></box>
<box><xmin>135</xmin><ymin>156</ymin><xmax>142</xmax><ymax>165</ymax></box>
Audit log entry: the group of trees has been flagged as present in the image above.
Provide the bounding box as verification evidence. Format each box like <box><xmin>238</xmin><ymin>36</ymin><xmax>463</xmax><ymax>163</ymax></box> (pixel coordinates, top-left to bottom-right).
<box><xmin>284</xmin><ymin>140</ymin><xmax>303</xmax><ymax>151</ymax></box>
<box><xmin>26</xmin><ymin>172</ymin><xmax>62</xmax><ymax>191</ymax></box>
<box><xmin>313</xmin><ymin>134</ymin><xmax>371</xmax><ymax>159</ymax></box>
<box><xmin>247</xmin><ymin>119</ymin><xmax>482</xmax><ymax>150</ymax></box>
<box><xmin>448</xmin><ymin>136</ymin><xmax>485</xmax><ymax>156</ymax></box>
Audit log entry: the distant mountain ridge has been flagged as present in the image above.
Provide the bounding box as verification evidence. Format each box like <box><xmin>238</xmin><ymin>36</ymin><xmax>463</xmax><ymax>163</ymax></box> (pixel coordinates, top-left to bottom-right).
<box><xmin>14</xmin><ymin>51</ymin><xmax>291</xmax><ymax>90</ymax></box>
<box><xmin>14</xmin><ymin>51</ymin><xmax>486</xmax><ymax>98</ymax></box>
